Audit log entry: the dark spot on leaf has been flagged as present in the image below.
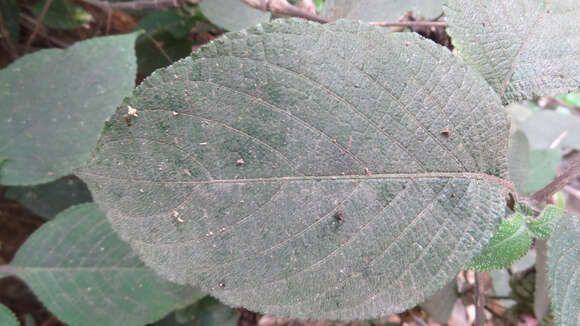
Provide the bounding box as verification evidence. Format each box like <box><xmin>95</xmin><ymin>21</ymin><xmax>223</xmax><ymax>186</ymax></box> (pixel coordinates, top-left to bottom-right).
<box><xmin>440</xmin><ymin>128</ymin><xmax>450</xmax><ymax>136</ymax></box>
<box><xmin>218</xmin><ymin>281</ymin><xmax>226</xmax><ymax>288</ymax></box>
<box><xmin>124</xmin><ymin>115</ymin><xmax>131</xmax><ymax>127</ymax></box>
<box><xmin>485</xmin><ymin>167</ymin><xmax>501</xmax><ymax>177</ymax></box>
<box><xmin>333</xmin><ymin>211</ymin><xmax>343</xmax><ymax>224</ymax></box>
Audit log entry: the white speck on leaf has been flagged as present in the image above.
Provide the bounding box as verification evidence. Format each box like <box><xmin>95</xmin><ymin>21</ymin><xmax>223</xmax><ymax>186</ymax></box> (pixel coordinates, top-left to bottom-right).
<box><xmin>127</xmin><ymin>105</ymin><xmax>138</xmax><ymax>117</ymax></box>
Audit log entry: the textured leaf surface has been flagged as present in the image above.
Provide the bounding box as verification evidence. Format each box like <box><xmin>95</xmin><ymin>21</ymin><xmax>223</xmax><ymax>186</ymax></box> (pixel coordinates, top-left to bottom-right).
<box><xmin>524</xmin><ymin>149</ymin><xmax>561</xmax><ymax>194</ymax></box>
<box><xmin>5</xmin><ymin>176</ymin><xmax>92</xmax><ymax>219</ymax></box>
<box><xmin>0</xmin><ymin>304</ymin><xmax>18</xmax><ymax>326</ymax></box>
<box><xmin>420</xmin><ymin>280</ymin><xmax>457</xmax><ymax>323</ymax></box>
<box><xmin>78</xmin><ymin>19</ymin><xmax>510</xmax><ymax>320</ymax></box>
<box><xmin>31</xmin><ymin>0</ymin><xmax>92</xmax><ymax>30</ymax></box>
<box><xmin>522</xmin><ymin>111</ymin><xmax>580</xmax><ymax>151</ymax></box>
<box><xmin>321</xmin><ymin>0</ymin><xmax>443</xmax><ymax>21</ymax></box>
<box><xmin>526</xmin><ymin>205</ymin><xmax>563</xmax><ymax>239</ymax></box>
<box><xmin>0</xmin><ymin>33</ymin><xmax>138</xmax><ymax>186</ymax></box>
<box><xmin>468</xmin><ymin>214</ymin><xmax>531</xmax><ymax>271</ymax></box>
<box><xmin>444</xmin><ymin>0</ymin><xmax>580</xmax><ymax>104</ymax></box>
<box><xmin>199</xmin><ymin>0</ymin><xmax>271</xmax><ymax>31</ymax></box>
<box><xmin>547</xmin><ymin>214</ymin><xmax>580</xmax><ymax>326</ymax></box>
<box><xmin>0</xmin><ymin>204</ymin><xmax>203</xmax><ymax>326</ymax></box>
<box><xmin>508</xmin><ymin>130</ymin><xmax>529</xmax><ymax>195</ymax></box>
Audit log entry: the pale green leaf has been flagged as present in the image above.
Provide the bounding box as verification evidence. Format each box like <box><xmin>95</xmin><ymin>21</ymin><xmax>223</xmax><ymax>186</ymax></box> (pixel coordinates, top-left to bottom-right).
<box><xmin>468</xmin><ymin>213</ymin><xmax>531</xmax><ymax>271</ymax></box>
<box><xmin>5</xmin><ymin>176</ymin><xmax>92</xmax><ymax>219</ymax></box>
<box><xmin>420</xmin><ymin>280</ymin><xmax>457</xmax><ymax>323</ymax></box>
<box><xmin>522</xmin><ymin>110</ymin><xmax>580</xmax><ymax>151</ymax></box>
<box><xmin>321</xmin><ymin>0</ymin><xmax>443</xmax><ymax>21</ymax></box>
<box><xmin>199</xmin><ymin>0</ymin><xmax>271</xmax><ymax>31</ymax></box>
<box><xmin>0</xmin><ymin>204</ymin><xmax>203</xmax><ymax>326</ymax></box>
<box><xmin>524</xmin><ymin>149</ymin><xmax>561</xmax><ymax>194</ymax></box>
<box><xmin>505</xmin><ymin>104</ymin><xmax>533</xmax><ymax>132</ymax></box>
<box><xmin>0</xmin><ymin>33</ymin><xmax>138</xmax><ymax>186</ymax></box>
<box><xmin>547</xmin><ymin>213</ymin><xmax>580</xmax><ymax>326</ymax></box>
<box><xmin>508</xmin><ymin>130</ymin><xmax>529</xmax><ymax>195</ymax></box>
<box><xmin>526</xmin><ymin>205</ymin><xmax>564</xmax><ymax>239</ymax></box>
<box><xmin>444</xmin><ymin>0</ymin><xmax>580</xmax><ymax>104</ymax></box>
<box><xmin>78</xmin><ymin>19</ymin><xmax>510</xmax><ymax>320</ymax></box>
<box><xmin>0</xmin><ymin>304</ymin><xmax>19</xmax><ymax>326</ymax></box>
<box><xmin>32</xmin><ymin>0</ymin><xmax>92</xmax><ymax>30</ymax></box>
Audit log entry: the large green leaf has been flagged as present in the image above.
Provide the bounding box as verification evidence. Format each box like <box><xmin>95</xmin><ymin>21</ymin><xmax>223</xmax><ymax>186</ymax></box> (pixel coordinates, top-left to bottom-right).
<box><xmin>522</xmin><ymin>110</ymin><xmax>580</xmax><ymax>151</ymax></box>
<box><xmin>0</xmin><ymin>304</ymin><xmax>18</xmax><ymax>326</ymax></box>
<box><xmin>0</xmin><ymin>203</ymin><xmax>203</xmax><ymax>326</ymax></box>
<box><xmin>547</xmin><ymin>213</ymin><xmax>580</xmax><ymax>326</ymax></box>
<box><xmin>468</xmin><ymin>213</ymin><xmax>531</xmax><ymax>271</ymax></box>
<box><xmin>199</xmin><ymin>0</ymin><xmax>271</xmax><ymax>31</ymax></box>
<box><xmin>78</xmin><ymin>19</ymin><xmax>510</xmax><ymax>320</ymax></box>
<box><xmin>0</xmin><ymin>33</ymin><xmax>138</xmax><ymax>186</ymax></box>
<box><xmin>444</xmin><ymin>0</ymin><xmax>580</xmax><ymax>104</ymax></box>
<box><xmin>5</xmin><ymin>175</ymin><xmax>92</xmax><ymax>219</ymax></box>
<box><xmin>322</xmin><ymin>0</ymin><xmax>443</xmax><ymax>21</ymax></box>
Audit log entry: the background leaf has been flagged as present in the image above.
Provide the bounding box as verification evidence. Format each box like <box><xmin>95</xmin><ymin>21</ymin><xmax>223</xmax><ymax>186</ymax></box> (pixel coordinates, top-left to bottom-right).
<box><xmin>468</xmin><ymin>213</ymin><xmax>531</xmax><ymax>271</ymax></box>
<box><xmin>78</xmin><ymin>19</ymin><xmax>509</xmax><ymax>320</ymax></box>
<box><xmin>136</xmin><ymin>31</ymin><xmax>194</xmax><ymax>77</ymax></box>
<box><xmin>176</xmin><ymin>297</ymin><xmax>239</xmax><ymax>326</ymax></box>
<box><xmin>199</xmin><ymin>0</ymin><xmax>271</xmax><ymax>31</ymax></box>
<box><xmin>508</xmin><ymin>130</ymin><xmax>530</xmax><ymax>195</ymax></box>
<box><xmin>522</xmin><ymin>110</ymin><xmax>580</xmax><ymax>151</ymax></box>
<box><xmin>0</xmin><ymin>0</ymin><xmax>19</xmax><ymax>44</ymax></box>
<box><xmin>0</xmin><ymin>32</ymin><xmax>138</xmax><ymax>186</ymax></box>
<box><xmin>524</xmin><ymin>149</ymin><xmax>561</xmax><ymax>194</ymax></box>
<box><xmin>444</xmin><ymin>0</ymin><xmax>580</xmax><ymax>103</ymax></box>
<box><xmin>136</xmin><ymin>8</ymin><xmax>196</xmax><ymax>38</ymax></box>
<box><xmin>321</xmin><ymin>0</ymin><xmax>443</xmax><ymax>21</ymax></box>
<box><xmin>0</xmin><ymin>203</ymin><xmax>203</xmax><ymax>326</ymax></box>
<box><xmin>0</xmin><ymin>303</ymin><xmax>19</xmax><ymax>326</ymax></box>
<box><xmin>547</xmin><ymin>213</ymin><xmax>580</xmax><ymax>326</ymax></box>
<box><xmin>5</xmin><ymin>175</ymin><xmax>92</xmax><ymax>219</ymax></box>
<box><xmin>419</xmin><ymin>280</ymin><xmax>457</xmax><ymax>323</ymax></box>
<box><xmin>31</xmin><ymin>0</ymin><xmax>92</xmax><ymax>30</ymax></box>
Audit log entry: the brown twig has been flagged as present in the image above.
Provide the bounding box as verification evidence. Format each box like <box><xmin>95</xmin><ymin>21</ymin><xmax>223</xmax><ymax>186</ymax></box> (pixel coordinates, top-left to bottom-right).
<box><xmin>20</xmin><ymin>13</ymin><xmax>70</xmax><ymax>48</ymax></box>
<box><xmin>474</xmin><ymin>272</ymin><xmax>486</xmax><ymax>326</ymax></box>
<box><xmin>530</xmin><ymin>158</ymin><xmax>580</xmax><ymax>205</ymax></box>
<box><xmin>369</xmin><ymin>21</ymin><xmax>448</xmax><ymax>27</ymax></box>
<box><xmin>77</xmin><ymin>0</ymin><xmax>194</xmax><ymax>11</ymax></box>
<box><xmin>24</xmin><ymin>0</ymin><xmax>54</xmax><ymax>51</ymax></box>
<box><xmin>243</xmin><ymin>0</ymin><xmax>329</xmax><ymax>23</ymax></box>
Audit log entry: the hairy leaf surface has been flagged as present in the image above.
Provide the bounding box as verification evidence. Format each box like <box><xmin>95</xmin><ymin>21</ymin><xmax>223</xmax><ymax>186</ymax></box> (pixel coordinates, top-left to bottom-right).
<box><xmin>527</xmin><ymin>205</ymin><xmax>563</xmax><ymax>239</ymax></box>
<box><xmin>444</xmin><ymin>0</ymin><xmax>580</xmax><ymax>104</ymax></box>
<box><xmin>0</xmin><ymin>204</ymin><xmax>203</xmax><ymax>326</ymax></box>
<box><xmin>468</xmin><ymin>213</ymin><xmax>531</xmax><ymax>271</ymax></box>
<box><xmin>322</xmin><ymin>0</ymin><xmax>443</xmax><ymax>21</ymax></box>
<box><xmin>0</xmin><ymin>33</ymin><xmax>137</xmax><ymax>185</ymax></box>
<box><xmin>5</xmin><ymin>175</ymin><xmax>92</xmax><ymax>219</ymax></box>
<box><xmin>547</xmin><ymin>213</ymin><xmax>580</xmax><ymax>326</ymax></box>
<box><xmin>199</xmin><ymin>0</ymin><xmax>270</xmax><ymax>31</ymax></box>
<box><xmin>79</xmin><ymin>19</ymin><xmax>510</xmax><ymax>320</ymax></box>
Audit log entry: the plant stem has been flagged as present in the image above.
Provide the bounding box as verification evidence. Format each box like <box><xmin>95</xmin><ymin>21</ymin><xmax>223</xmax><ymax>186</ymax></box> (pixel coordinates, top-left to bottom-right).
<box><xmin>474</xmin><ymin>272</ymin><xmax>486</xmax><ymax>326</ymax></box>
<box><xmin>530</xmin><ymin>158</ymin><xmax>580</xmax><ymax>205</ymax></box>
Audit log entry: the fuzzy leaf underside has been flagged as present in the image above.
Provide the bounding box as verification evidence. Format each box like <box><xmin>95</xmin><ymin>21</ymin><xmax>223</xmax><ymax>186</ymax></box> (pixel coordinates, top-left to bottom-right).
<box><xmin>468</xmin><ymin>213</ymin><xmax>531</xmax><ymax>272</ymax></box>
<box><xmin>321</xmin><ymin>0</ymin><xmax>443</xmax><ymax>21</ymax></box>
<box><xmin>527</xmin><ymin>205</ymin><xmax>563</xmax><ymax>239</ymax></box>
<box><xmin>444</xmin><ymin>0</ymin><xmax>580</xmax><ymax>104</ymax></box>
<box><xmin>78</xmin><ymin>19</ymin><xmax>510</xmax><ymax>320</ymax></box>
<box><xmin>199</xmin><ymin>0</ymin><xmax>271</xmax><ymax>31</ymax></box>
<box><xmin>0</xmin><ymin>204</ymin><xmax>202</xmax><ymax>326</ymax></box>
<box><xmin>547</xmin><ymin>214</ymin><xmax>580</xmax><ymax>326</ymax></box>
<box><xmin>0</xmin><ymin>33</ymin><xmax>138</xmax><ymax>186</ymax></box>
